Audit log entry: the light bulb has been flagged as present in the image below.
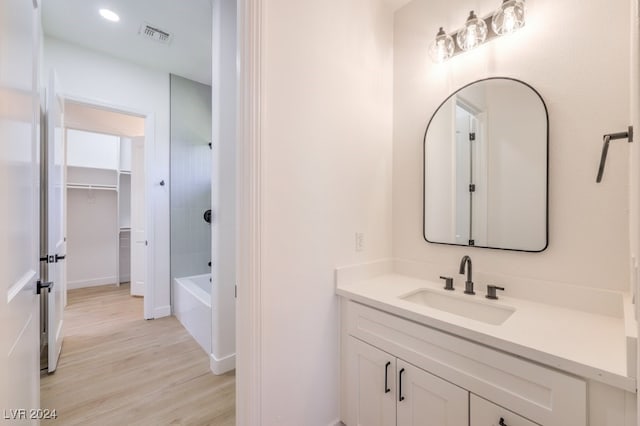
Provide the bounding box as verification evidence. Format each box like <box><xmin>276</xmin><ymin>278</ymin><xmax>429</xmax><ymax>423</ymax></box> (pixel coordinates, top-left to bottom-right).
<box><xmin>503</xmin><ymin>6</ymin><xmax>516</xmax><ymax>32</ymax></box>
<box><xmin>99</xmin><ymin>8</ymin><xmax>120</xmax><ymax>22</ymax></box>
<box><xmin>492</xmin><ymin>0</ymin><xmax>525</xmax><ymax>35</ymax></box>
<box><xmin>456</xmin><ymin>11</ymin><xmax>487</xmax><ymax>51</ymax></box>
<box><xmin>429</xmin><ymin>27</ymin><xmax>455</xmax><ymax>63</ymax></box>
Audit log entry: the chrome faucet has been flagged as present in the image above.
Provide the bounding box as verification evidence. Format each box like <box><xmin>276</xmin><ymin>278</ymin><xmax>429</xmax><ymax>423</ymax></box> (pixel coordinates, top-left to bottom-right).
<box><xmin>459</xmin><ymin>255</ymin><xmax>475</xmax><ymax>295</ymax></box>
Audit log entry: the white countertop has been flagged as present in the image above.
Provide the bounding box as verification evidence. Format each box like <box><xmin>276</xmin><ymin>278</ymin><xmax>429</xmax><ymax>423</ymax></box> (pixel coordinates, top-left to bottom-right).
<box><xmin>337</xmin><ymin>273</ymin><xmax>636</xmax><ymax>392</ymax></box>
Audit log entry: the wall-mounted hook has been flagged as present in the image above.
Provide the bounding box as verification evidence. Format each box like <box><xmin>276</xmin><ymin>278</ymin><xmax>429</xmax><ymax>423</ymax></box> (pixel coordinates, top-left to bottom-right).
<box><xmin>159</xmin><ymin>180</ymin><xmax>165</xmax><ymax>186</ymax></box>
<box><xmin>596</xmin><ymin>126</ymin><xmax>633</xmax><ymax>183</ymax></box>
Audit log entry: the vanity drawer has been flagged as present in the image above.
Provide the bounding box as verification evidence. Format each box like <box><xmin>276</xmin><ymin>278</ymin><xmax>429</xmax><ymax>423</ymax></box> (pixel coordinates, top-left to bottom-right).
<box><xmin>345</xmin><ymin>300</ymin><xmax>586</xmax><ymax>426</ymax></box>
<box><xmin>470</xmin><ymin>394</ymin><xmax>539</xmax><ymax>426</ymax></box>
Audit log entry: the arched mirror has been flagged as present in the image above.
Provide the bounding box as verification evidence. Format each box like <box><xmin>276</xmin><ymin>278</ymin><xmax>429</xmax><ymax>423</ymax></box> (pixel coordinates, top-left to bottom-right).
<box><xmin>423</xmin><ymin>77</ymin><xmax>548</xmax><ymax>252</ymax></box>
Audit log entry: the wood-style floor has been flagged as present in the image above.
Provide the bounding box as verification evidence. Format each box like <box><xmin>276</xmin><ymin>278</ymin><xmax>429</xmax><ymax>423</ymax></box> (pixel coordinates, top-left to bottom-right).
<box><xmin>41</xmin><ymin>284</ymin><xmax>235</xmax><ymax>426</ymax></box>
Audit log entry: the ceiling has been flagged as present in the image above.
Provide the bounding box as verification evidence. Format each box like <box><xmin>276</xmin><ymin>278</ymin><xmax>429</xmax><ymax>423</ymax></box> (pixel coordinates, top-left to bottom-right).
<box><xmin>43</xmin><ymin>0</ymin><xmax>212</xmax><ymax>85</ymax></box>
<box><xmin>65</xmin><ymin>100</ymin><xmax>145</xmax><ymax>137</ymax></box>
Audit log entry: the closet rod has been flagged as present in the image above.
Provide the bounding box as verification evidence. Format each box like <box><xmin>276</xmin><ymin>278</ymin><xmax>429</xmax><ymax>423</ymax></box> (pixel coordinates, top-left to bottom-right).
<box><xmin>67</xmin><ymin>184</ymin><xmax>117</xmax><ymax>191</ymax></box>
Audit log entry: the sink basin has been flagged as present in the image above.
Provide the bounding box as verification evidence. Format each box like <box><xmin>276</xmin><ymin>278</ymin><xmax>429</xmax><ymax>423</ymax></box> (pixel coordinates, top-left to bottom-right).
<box><xmin>400</xmin><ymin>289</ymin><xmax>515</xmax><ymax>325</ymax></box>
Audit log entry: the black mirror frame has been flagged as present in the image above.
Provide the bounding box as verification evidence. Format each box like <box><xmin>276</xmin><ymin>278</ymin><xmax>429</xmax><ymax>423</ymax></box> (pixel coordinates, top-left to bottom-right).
<box><xmin>422</xmin><ymin>76</ymin><xmax>550</xmax><ymax>253</ymax></box>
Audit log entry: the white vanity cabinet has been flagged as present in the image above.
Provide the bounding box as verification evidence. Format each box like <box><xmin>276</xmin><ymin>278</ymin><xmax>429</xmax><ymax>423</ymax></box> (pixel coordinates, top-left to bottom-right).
<box><xmin>341</xmin><ymin>300</ymin><xmax>589</xmax><ymax>426</ymax></box>
<box><xmin>396</xmin><ymin>358</ymin><xmax>468</xmax><ymax>425</ymax></box>
<box><xmin>346</xmin><ymin>338</ymin><xmax>396</xmax><ymax>426</ymax></box>
<box><xmin>346</xmin><ymin>337</ymin><xmax>468</xmax><ymax>426</ymax></box>
<box><xmin>470</xmin><ymin>395</ymin><xmax>537</xmax><ymax>426</ymax></box>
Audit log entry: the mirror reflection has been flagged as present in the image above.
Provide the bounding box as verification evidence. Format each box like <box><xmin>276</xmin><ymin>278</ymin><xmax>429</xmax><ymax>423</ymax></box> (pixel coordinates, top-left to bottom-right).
<box><xmin>423</xmin><ymin>78</ymin><xmax>548</xmax><ymax>252</ymax></box>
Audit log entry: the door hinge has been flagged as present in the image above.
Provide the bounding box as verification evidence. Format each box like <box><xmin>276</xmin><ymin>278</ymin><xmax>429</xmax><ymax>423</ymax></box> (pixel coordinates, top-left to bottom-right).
<box><xmin>145</xmin><ymin>240</ymin><xmax>148</xmax><ymax>246</ymax></box>
<box><xmin>36</xmin><ymin>280</ymin><xmax>53</xmax><ymax>294</ymax></box>
<box><xmin>469</xmin><ymin>184</ymin><xmax>476</xmax><ymax>193</ymax></box>
<box><xmin>469</xmin><ymin>132</ymin><xmax>476</xmax><ymax>141</ymax></box>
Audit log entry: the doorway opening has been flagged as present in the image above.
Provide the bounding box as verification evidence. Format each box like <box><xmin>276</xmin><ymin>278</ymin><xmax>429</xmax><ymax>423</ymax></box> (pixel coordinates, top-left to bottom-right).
<box><xmin>40</xmin><ymin>97</ymin><xmax>154</xmax><ymax>373</ymax></box>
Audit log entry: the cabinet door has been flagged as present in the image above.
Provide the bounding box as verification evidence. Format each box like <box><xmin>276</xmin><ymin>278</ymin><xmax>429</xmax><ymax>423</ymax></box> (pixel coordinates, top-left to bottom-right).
<box><xmin>346</xmin><ymin>337</ymin><xmax>396</xmax><ymax>426</ymax></box>
<box><xmin>470</xmin><ymin>394</ymin><xmax>538</xmax><ymax>426</ymax></box>
<box><xmin>397</xmin><ymin>359</ymin><xmax>468</xmax><ymax>426</ymax></box>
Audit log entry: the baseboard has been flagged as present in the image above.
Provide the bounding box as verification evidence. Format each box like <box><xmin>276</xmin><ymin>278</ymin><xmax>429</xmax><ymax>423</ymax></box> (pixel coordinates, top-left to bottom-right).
<box><xmin>209</xmin><ymin>352</ymin><xmax>235</xmax><ymax>375</ymax></box>
<box><xmin>67</xmin><ymin>276</ymin><xmax>117</xmax><ymax>290</ymax></box>
<box><xmin>328</xmin><ymin>421</ymin><xmax>344</xmax><ymax>426</ymax></box>
<box><xmin>153</xmin><ymin>305</ymin><xmax>171</xmax><ymax>319</ymax></box>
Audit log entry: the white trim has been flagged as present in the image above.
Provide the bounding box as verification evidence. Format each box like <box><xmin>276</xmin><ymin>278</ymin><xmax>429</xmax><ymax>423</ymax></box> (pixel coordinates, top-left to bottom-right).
<box><xmin>236</xmin><ymin>0</ymin><xmax>263</xmax><ymax>423</ymax></box>
<box><xmin>61</xmin><ymin>94</ymin><xmax>156</xmax><ymax>320</ymax></box>
<box><xmin>142</xmin><ymin>116</ymin><xmax>155</xmax><ymax>320</ymax></box>
<box><xmin>67</xmin><ymin>276</ymin><xmax>118</xmax><ymax>290</ymax></box>
<box><xmin>210</xmin><ymin>352</ymin><xmax>236</xmax><ymax>375</ymax></box>
<box><xmin>153</xmin><ymin>305</ymin><xmax>171</xmax><ymax>318</ymax></box>
<box><xmin>63</xmin><ymin>94</ymin><xmax>147</xmax><ymax>118</ymax></box>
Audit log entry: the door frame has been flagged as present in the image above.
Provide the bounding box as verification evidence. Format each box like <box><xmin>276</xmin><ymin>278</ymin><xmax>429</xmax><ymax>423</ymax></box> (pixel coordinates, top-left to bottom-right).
<box><xmin>60</xmin><ymin>94</ymin><xmax>155</xmax><ymax>320</ymax></box>
<box><xmin>236</xmin><ymin>0</ymin><xmax>263</xmax><ymax>422</ymax></box>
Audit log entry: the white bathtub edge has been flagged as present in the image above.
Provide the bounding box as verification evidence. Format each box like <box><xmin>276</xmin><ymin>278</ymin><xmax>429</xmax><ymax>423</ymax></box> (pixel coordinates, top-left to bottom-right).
<box><xmin>174</xmin><ymin>276</ymin><xmax>211</xmax><ymax>307</ymax></box>
<box><xmin>210</xmin><ymin>352</ymin><xmax>236</xmax><ymax>375</ymax></box>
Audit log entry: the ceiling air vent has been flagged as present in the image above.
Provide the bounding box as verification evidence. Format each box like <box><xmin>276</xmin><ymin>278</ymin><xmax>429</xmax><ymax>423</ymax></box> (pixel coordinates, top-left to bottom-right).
<box><xmin>139</xmin><ymin>23</ymin><xmax>173</xmax><ymax>45</ymax></box>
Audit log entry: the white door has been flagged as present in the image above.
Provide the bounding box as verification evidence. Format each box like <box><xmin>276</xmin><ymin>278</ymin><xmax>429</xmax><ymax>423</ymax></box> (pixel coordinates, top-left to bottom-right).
<box><xmin>454</xmin><ymin>105</ymin><xmax>472</xmax><ymax>244</ymax></box>
<box><xmin>46</xmin><ymin>70</ymin><xmax>65</xmax><ymax>373</ymax></box>
<box><xmin>346</xmin><ymin>337</ymin><xmax>396</xmax><ymax>426</ymax></box>
<box><xmin>130</xmin><ymin>137</ymin><xmax>146</xmax><ymax>297</ymax></box>
<box><xmin>0</xmin><ymin>0</ymin><xmax>41</xmax><ymax>415</ymax></box>
<box><xmin>396</xmin><ymin>359</ymin><xmax>468</xmax><ymax>426</ymax></box>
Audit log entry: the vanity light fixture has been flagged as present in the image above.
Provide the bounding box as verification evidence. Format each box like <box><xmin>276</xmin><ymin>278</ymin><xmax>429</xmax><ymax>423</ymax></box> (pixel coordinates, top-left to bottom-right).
<box><xmin>430</xmin><ymin>0</ymin><xmax>526</xmax><ymax>63</ymax></box>
<box><xmin>492</xmin><ymin>0</ymin><xmax>525</xmax><ymax>35</ymax></box>
<box><xmin>456</xmin><ymin>11</ymin><xmax>487</xmax><ymax>51</ymax></box>
<box><xmin>429</xmin><ymin>27</ymin><xmax>455</xmax><ymax>63</ymax></box>
<box><xmin>99</xmin><ymin>8</ymin><xmax>120</xmax><ymax>23</ymax></box>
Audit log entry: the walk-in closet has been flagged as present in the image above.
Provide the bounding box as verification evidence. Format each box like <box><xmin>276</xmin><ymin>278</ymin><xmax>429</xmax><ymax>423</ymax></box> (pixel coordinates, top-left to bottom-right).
<box><xmin>66</xmin><ymin>129</ymin><xmax>132</xmax><ymax>289</ymax></box>
<box><xmin>63</xmin><ymin>100</ymin><xmax>146</xmax><ymax>296</ymax></box>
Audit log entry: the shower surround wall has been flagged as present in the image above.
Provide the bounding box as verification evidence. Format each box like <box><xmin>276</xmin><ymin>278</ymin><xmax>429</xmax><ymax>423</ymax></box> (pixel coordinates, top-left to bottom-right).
<box><xmin>170</xmin><ymin>75</ymin><xmax>212</xmax><ymax>282</ymax></box>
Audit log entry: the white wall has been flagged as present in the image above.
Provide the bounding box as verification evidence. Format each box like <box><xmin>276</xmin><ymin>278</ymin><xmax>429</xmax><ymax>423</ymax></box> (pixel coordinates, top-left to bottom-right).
<box><xmin>210</xmin><ymin>0</ymin><xmax>236</xmax><ymax>374</ymax></box>
<box><xmin>393</xmin><ymin>0</ymin><xmax>631</xmax><ymax>291</ymax></box>
<box><xmin>66</xmin><ymin>129</ymin><xmax>119</xmax><ymax>170</ymax></box>
<box><xmin>67</xmin><ymin>189</ymin><xmax>118</xmax><ymax>288</ymax></box>
<box><xmin>258</xmin><ymin>0</ymin><xmax>394</xmax><ymax>423</ymax></box>
<box><xmin>43</xmin><ymin>37</ymin><xmax>171</xmax><ymax>316</ymax></box>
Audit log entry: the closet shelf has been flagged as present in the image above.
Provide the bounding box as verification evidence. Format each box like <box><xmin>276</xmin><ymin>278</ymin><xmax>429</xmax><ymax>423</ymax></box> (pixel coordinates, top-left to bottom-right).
<box><xmin>67</xmin><ymin>165</ymin><xmax>118</xmax><ymax>172</ymax></box>
<box><xmin>119</xmin><ymin>171</ymin><xmax>131</xmax><ymax>175</ymax></box>
<box><xmin>67</xmin><ymin>183</ymin><xmax>118</xmax><ymax>191</ymax></box>
<box><xmin>119</xmin><ymin>227</ymin><xmax>131</xmax><ymax>232</ymax></box>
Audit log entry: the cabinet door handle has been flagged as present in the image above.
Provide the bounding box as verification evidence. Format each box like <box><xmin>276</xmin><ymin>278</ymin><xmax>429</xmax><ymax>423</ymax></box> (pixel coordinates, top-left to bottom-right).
<box><xmin>398</xmin><ymin>368</ymin><xmax>405</xmax><ymax>402</ymax></box>
<box><xmin>384</xmin><ymin>361</ymin><xmax>391</xmax><ymax>393</ymax></box>
<box><xmin>499</xmin><ymin>418</ymin><xmax>508</xmax><ymax>426</ymax></box>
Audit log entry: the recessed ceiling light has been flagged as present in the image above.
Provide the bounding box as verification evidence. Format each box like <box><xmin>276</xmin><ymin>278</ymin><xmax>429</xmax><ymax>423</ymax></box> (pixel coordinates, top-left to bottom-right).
<box><xmin>99</xmin><ymin>8</ymin><xmax>120</xmax><ymax>22</ymax></box>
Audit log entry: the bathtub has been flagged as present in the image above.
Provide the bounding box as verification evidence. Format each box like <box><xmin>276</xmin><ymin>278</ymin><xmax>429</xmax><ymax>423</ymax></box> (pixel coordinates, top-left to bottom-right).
<box><xmin>173</xmin><ymin>273</ymin><xmax>212</xmax><ymax>354</ymax></box>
